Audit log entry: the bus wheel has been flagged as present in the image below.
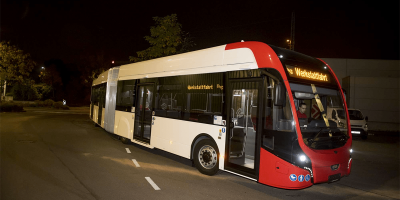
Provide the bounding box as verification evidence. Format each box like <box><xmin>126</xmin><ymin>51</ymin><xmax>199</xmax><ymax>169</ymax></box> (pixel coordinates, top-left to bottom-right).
<box><xmin>194</xmin><ymin>139</ymin><xmax>219</xmax><ymax>176</ymax></box>
<box><xmin>120</xmin><ymin>137</ymin><xmax>131</xmax><ymax>144</ymax></box>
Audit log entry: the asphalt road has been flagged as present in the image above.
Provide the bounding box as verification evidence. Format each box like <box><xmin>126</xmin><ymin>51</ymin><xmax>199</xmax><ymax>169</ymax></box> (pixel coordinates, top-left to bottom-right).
<box><xmin>1</xmin><ymin>107</ymin><xmax>399</xmax><ymax>200</ymax></box>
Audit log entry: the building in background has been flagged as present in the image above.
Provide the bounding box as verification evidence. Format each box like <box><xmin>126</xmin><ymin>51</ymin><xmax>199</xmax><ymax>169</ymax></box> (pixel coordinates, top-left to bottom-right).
<box><xmin>322</xmin><ymin>58</ymin><xmax>399</xmax><ymax>132</ymax></box>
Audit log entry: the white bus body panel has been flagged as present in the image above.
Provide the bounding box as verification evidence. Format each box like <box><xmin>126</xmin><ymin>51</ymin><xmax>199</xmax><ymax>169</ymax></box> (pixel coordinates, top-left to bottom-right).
<box><xmin>118</xmin><ymin>45</ymin><xmax>257</xmax><ymax>81</ymax></box>
<box><xmin>114</xmin><ymin>110</ymin><xmax>135</xmax><ymax>139</ymax></box>
<box><xmin>151</xmin><ymin>116</ymin><xmax>226</xmax><ymax>169</ymax></box>
<box><xmin>223</xmin><ymin>47</ymin><xmax>256</xmax><ymax>65</ymax></box>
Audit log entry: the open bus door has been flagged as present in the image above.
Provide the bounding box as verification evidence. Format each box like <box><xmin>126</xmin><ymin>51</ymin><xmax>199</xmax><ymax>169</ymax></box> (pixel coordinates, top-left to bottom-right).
<box><xmin>225</xmin><ymin>78</ymin><xmax>263</xmax><ymax>180</ymax></box>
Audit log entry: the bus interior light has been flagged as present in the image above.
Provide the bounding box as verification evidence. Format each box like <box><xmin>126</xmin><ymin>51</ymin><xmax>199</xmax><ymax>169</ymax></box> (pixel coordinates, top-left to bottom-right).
<box><xmin>294</xmin><ymin>92</ymin><xmax>314</xmax><ymax>99</ymax></box>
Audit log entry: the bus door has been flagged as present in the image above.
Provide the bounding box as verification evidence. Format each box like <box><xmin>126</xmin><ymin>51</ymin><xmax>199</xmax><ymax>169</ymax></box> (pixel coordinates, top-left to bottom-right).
<box><xmin>226</xmin><ymin>79</ymin><xmax>262</xmax><ymax>179</ymax></box>
<box><xmin>97</xmin><ymin>84</ymin><xmax>106</xmax><ymax>125</ymax></box>
<box><xmin>134</xmin><ymin>83</ymin><xmax>154</xmax><ymax>143</ymax></box>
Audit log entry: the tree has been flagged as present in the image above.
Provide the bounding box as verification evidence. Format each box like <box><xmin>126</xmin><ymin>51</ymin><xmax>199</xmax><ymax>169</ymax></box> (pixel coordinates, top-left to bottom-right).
<box><xmin>129</xmin><ymin>14</ymin><xmax>195</xmax><ymax>62</ymax></box>
<box><xmin>40</xmin><ymin>63</ymin><xmax>63</xmax><ymax>88</ymax></box>
<box><xmin>79</xmin><ymin>51</ymin><xmax>111</xmax><ymax>87</ymax></box>
<box><xmin>0</xmin><ymin>41</ymin><xmax>36</xmax><ymax>83</ymax></box>
<box><xmin>12</xmin><ymin>80</ymin><xmax>41</xmax><ymax>101</ymax></box>
<box><xmin>39</xmin><ymin>60</ymin><xmax>63</xmax><ymax>99</ymax></box>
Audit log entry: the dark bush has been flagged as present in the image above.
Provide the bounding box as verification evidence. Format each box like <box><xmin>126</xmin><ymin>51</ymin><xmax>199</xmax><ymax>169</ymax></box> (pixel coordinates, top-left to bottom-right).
<box><xmin>53</xmin><ymin>101</ymin><xmax>63</xmax><ymax>109</ymax></box>
<box><xmin>0</xmin><ymin>103</ymin><xmax>11</xmax><ymax>112</ymax></box>
<box><xmin>13</xmin><ymin>103</ymin><xmax>24</xmax><ymax>111</ymax></box>
<box><xmin>61</xmin><ymin>105</ymin><xmax>69</xmax><ymax>110</ymax></box>
<box><xmin>43</xmin><ymin>99</ymin><xmax>55</xmax><ymax>107</ymax></box>
<box><xmin>35</xmin><ymin>100</ymin><xmax>45</xmax><ymax>107</ymax></box>
<box><xmin>0</xmin><ymin>102</ymin><xmax>24</xmax><ymax>112</ymax></box>
<box><xmin>21</xmin><ymin>102</ymin><xmax>36</xmax><ymax>107</ymax></box>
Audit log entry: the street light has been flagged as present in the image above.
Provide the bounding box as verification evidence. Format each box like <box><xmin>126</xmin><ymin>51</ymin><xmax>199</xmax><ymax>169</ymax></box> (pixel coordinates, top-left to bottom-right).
<box><xmin>286</xmin><ymin>39</ymin><xmax>292</xmax><ymax>49</ymax></box>
<box><xmin>40</xmin><ymin>66</ymin><xmax>45</xmax><ymax>76</ymax></box>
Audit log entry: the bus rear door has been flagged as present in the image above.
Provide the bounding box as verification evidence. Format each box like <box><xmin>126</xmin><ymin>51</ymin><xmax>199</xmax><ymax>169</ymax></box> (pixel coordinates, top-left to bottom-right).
<box><xmin>133</xmin><ymin>83</ymin><xmax>154</xmax><ymax>143</ymax></box>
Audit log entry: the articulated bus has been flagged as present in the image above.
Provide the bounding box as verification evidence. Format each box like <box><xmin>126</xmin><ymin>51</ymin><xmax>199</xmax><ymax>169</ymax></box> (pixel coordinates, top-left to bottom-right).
<box><xmin>90</xmin><ymin>41</ymin><xmax>352</xmax><ymax>189</ymax></box>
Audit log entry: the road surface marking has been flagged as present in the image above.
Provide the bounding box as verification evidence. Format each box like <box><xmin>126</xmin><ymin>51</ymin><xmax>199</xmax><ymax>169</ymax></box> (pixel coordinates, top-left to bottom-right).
<box><xmin>145</xmin><ymin>177</ymin><xmax>160</xmax><ymax>190</ymax></box>
<box><xmin>132</xmin><ymin>159</ymin><xmax>140</xmax><ymax>167</ymax></box>
<box><xmin>125</xmin><ymin>148</ymin><xmax>131</xmax><ymax>153</ymax></box>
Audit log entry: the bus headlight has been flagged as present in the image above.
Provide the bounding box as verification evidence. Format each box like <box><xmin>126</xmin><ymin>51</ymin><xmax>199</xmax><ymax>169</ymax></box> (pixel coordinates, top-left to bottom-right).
<box><xmin>299</xmin><ymin>155</ymin><xmax>307</xmax><ymax>162</ymax></box>
<box><xmin>350</xmin><ymin>149</ymin><xmax>353</xmax><ymax>154</ymax></box>
<box><xmin>292</xmin><ymin>141</ymin><xmax>312</xmax><ymax>173</ymax></box>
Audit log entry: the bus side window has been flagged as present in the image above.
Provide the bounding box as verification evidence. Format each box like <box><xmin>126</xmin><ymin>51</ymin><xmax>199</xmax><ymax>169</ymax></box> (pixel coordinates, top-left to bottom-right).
<box><xmin>155</xmin><ymin>76</ymin><xmax>183</xmax><ymax>119</ymax></box>
<box><xmin>116</xmin><ymin>80</ymin><xmax>136</xmax><ymax>112</ymax></box>
<box><xmin>185</xmin><ymin>72</ymin><xmax>223</xmax><ymax>124</ymax></box>
<box><xmin>92</xmin><ymin>85</ymin><xmax>102</xmax><ymax>106</ymax></box>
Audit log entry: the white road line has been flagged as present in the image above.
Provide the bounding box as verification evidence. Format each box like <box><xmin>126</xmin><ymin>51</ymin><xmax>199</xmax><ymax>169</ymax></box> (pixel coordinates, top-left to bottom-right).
<box><xmin>132</xmin><ymin>159</ymin><xmax>140</xmax><ymax>167</ymax></box>
<box><xmin>125</xmin><ymin>148</ymin><xmax>131</xmax><ymax>153</ymax></box>
<box><xmin>145</xmin><ymin>177</ymin><xmax>160</xmax><ymax>190</ymax></box>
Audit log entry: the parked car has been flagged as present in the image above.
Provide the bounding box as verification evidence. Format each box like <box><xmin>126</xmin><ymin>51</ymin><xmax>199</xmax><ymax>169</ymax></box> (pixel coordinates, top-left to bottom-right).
<box><xmin>327</xmin><ymin>107</ymin><xmax>368</xmax><ymax>140</ymax></box>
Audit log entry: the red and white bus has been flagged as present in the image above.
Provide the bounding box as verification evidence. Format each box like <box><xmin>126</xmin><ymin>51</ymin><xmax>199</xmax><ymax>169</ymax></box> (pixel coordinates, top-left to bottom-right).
<box><xmin>90</xmin><ymin>41</ymin><xmax>352</xmax><ymax>189</ymax></box>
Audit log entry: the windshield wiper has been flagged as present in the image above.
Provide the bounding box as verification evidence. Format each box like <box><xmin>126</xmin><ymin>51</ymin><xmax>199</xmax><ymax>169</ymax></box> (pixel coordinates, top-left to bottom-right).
<box><xmin>308</xmin><ymin>127</ymin><xmax>326</xmax><ymax>144</ymax></box>
<box><xmin>308</xmin><ymin>127</ymin><xmax>349</xmax><ymax>144</ymax></box>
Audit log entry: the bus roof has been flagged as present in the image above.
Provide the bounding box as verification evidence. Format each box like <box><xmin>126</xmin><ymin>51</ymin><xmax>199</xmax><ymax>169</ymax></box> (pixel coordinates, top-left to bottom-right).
<box><xmin>92</xmin><ymin>41</ymin><xmax>337</xmax><ymax>88</ymax></box>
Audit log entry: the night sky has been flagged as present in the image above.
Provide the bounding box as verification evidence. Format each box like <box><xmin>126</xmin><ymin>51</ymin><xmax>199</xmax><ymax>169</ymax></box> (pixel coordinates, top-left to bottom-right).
<box><xmin>2</xmin><ymin>0</ymin><xmax>399</xmax><ymax>66</ymax></box>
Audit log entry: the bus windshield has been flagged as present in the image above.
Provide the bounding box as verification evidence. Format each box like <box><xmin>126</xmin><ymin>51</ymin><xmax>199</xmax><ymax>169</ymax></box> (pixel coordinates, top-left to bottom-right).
<box><xmin>290</xmin><ymin>83</ymin><xmax>349</xmax><ymax>150</ymax></box>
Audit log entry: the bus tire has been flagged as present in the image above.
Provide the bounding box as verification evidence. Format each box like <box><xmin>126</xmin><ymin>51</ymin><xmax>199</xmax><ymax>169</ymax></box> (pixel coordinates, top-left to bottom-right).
<box><xmin>120</xmin><ymin>137</ymin><xmax>131</xmax><ymax>144</ymax></box>
<box><xmin>193</xmin><ymin>139</ymin><xmax>219</xmax><ymax>176</ymax></box>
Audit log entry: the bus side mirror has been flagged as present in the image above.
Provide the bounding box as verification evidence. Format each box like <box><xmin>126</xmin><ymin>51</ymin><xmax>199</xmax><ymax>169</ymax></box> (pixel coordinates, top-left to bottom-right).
<box><xmin>274</xmin><ymin>82</ymin><xmax>286</xmax><ymax>106</ymax></box>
